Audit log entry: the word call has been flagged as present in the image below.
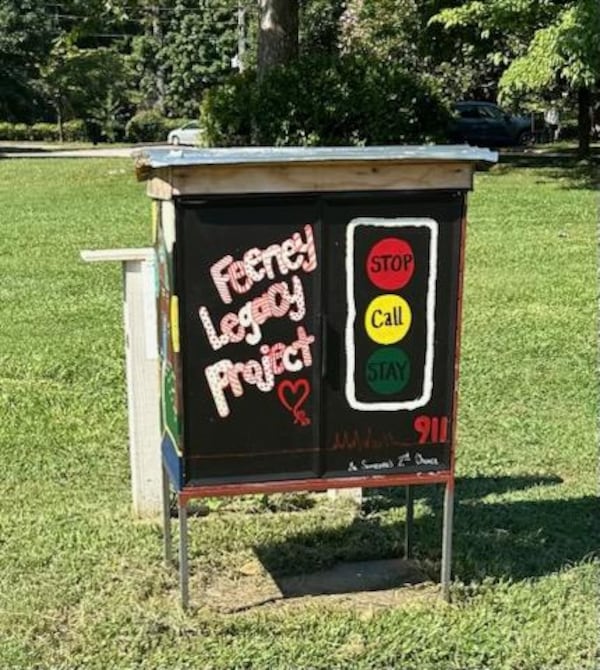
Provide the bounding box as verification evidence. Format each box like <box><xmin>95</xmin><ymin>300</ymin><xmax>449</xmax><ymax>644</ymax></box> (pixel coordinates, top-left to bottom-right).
<box><xmin>200</xmin><ymin>225</ymin><xmax>317</xmax><ymax>418</ymax></box>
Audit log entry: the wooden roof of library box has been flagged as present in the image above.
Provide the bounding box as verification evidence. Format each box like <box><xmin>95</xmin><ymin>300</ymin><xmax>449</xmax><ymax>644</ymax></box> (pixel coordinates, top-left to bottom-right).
<box><xmin>135</xmin><ymin>145</ymin><xmax>498</xmax><ymax>199</ymax></box>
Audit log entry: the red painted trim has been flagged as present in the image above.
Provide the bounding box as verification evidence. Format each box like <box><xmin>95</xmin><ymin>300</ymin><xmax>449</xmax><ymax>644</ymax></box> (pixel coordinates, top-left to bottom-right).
<box><xmin>449</xmin><ymin>211</ymin><xmax>468</xmax><ymax>477</ymax></box>
<box><xmin>178</xmin><ymin>471</ymin><xmax>452</xmax><ymax>503</ymax></box>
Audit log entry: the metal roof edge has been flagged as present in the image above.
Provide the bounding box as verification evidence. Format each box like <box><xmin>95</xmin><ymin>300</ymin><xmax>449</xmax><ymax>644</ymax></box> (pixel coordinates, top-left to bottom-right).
<box><xmin>134</xmin><ymin>145</ymin><xmax>498</xmax><ymax>179</ymax></box>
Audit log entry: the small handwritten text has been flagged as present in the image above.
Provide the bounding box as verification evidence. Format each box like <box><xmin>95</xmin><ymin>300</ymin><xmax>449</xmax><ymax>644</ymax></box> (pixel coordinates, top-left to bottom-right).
<box><xmin>332</xmin><ymin>428</ymin><xmax>409</xmax><ymax>452</ymax></box>
<box><xmin>415</xmin><ymin>453</ymin><xmax>439</xmax><ymax>466</ymax></box>
<box><xmin>346</xmin><ymin>452</ymin><xmax>440</xmax><ymax>472</ymax></box>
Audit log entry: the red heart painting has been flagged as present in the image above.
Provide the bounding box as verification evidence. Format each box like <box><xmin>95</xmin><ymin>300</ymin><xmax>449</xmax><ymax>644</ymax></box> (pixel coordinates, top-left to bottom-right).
<box><xmin>277</xmin><ymin>379</ymin><xmax>311</xmax><ymax>425</ymax></box>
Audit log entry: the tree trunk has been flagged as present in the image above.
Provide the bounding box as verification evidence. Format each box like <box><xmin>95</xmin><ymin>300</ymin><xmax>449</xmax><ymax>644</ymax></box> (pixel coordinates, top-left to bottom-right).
<box><xmin>151</xmin><ymin>3</ymin><xmax>166</xmax><ymax>114</ymax></box>
<box><xmin>237</xmin><ymin>0</ymin><xmax>247</xmax><ymax>73</ymax></box>
<box><xmin>56</xmin><ymin>99</ymin><xmax>64</xmax><ymax>143</ymax></box>
<box><xmin>257</xmin><ymin>0</ymin><xmax>298</xmax><ymax>80</ymax></box>
<box><xmin>577</xmin><ymin>86</ymin><xmax>591</xmax><ymax>157</ymax></box>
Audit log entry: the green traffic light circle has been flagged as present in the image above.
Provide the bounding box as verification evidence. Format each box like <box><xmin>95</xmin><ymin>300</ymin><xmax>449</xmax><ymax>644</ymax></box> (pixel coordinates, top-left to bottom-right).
<box><xmin>365</xmin><ymin>347</ymin><xmax>410</xmax><ymax>395</ymax></box>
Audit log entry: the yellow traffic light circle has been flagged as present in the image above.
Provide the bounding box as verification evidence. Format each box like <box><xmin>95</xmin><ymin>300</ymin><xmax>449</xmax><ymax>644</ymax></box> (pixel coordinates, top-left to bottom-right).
<box><xmin>364</xmin><ymin>294</ymin><xmax>412</xmax><ymax>344</ymax></box>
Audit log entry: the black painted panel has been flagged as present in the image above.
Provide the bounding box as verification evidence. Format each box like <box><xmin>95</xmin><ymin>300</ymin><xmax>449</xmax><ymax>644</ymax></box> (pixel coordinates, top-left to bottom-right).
<box><xmin>321</xmin><ymin>192</ymin><xmax>464</xmax><ymax>477</ymax></box>
<box><xmin>173</xmin><ymin>190</ymin><xmax>465</xmax><ymax>487</ymax></box>
<box><xmin>177</xmin><ymin>196</ymin><xmax>322</xmax><ymax>485</ymax></box>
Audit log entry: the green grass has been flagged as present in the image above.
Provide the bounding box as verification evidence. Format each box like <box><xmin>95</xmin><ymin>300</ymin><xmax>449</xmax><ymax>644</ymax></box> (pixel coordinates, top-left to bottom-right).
<box><xmin>0</xmin><ymin>141</ymin><xmax>135</xmax><ymax>150</ymax></box>
<box><xmin>525</xmin><ymin>140</ymin><xmax>600</xmax><ymax>158</ymax></box>
<box><xmin>0</xmin><ymin>158</ymin><xmax>597</xmax><ymax>669</ymax></box>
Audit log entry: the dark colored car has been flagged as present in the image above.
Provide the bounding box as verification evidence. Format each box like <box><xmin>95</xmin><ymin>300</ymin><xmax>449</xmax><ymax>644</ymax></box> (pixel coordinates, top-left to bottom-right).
<box><xmin>449</xmin><ymin>101</ymin><xmax>533</xmax><ymax>147</ymax></box>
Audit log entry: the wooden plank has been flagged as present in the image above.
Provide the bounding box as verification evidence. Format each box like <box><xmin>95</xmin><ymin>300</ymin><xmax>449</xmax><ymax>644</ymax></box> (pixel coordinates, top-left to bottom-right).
<box><xmin>82</xmin><ymin>248</ymin><xmax>162</xmax><ymax>517</ymax></box>
<box><xmin>145</xmin><ymin>161</ymin><xmax>473</xmax><ymax>199</ymax></box>
<box><xmin>123</xmin><ymin>258</ymin><xmax>162</xmax><ymax>517</ymax></box>
<box><xmin>80</xmin><ymin>248</ymin><xmax>154</xmax><ymax>263</ymax></box>
<box><xmin>145</xmin><ymin>168</ymin><xmax>173</xmax><ymax>200</ymax></box>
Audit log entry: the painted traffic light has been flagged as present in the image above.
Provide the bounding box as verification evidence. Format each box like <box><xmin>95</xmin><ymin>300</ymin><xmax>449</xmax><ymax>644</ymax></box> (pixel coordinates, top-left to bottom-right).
<box><xmin>345</xmin><ymin>217</ymin><xmax>438</xmax><ymax>411</ymax></box>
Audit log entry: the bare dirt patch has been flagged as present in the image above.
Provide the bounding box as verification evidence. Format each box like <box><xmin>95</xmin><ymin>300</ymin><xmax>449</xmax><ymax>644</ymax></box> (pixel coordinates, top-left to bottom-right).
<box><xmin>196</xmin><ymin>558</ymin><xmax>438</xmax><ymax>613</ymax></box>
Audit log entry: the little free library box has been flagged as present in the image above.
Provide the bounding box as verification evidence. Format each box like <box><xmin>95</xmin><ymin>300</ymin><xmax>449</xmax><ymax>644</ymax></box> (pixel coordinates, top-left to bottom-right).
<box><xmin>136</xmin><ymin>145</ymin><xmax>497</xmax><ymax>607</ymax></box>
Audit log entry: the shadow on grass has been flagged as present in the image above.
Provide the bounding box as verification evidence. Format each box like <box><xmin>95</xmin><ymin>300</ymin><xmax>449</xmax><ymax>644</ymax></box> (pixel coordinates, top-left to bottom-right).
<box><xmin>0</xmin><ymin>144</ymin><xmax>52</xmax><ymax>155</ymax></box>
<box><xmin>253</xmin><ymin>475</ymin><xmax>598</xmax><ymax>596</ymax></box>
<box><xmin>495</xmin><ymin>154</ymin><xmax>599</xmax><ymax>190</ymax></box>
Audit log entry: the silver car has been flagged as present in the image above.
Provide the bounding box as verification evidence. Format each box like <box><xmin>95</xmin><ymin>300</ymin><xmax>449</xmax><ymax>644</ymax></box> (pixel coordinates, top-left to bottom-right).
<box><xmin>167</xmin><ymin>122</ymin><xmax>201</xmax><ymax>146</ymax></box>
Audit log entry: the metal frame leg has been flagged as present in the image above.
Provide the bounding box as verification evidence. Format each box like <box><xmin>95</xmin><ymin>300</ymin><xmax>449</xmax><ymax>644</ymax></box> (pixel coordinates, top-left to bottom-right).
<box><xmin>404</xmin><ymin>485</ymin><xmax>414</xmax><ymax>559</ymax></box>
<box><xmin>178</xmin><ymin>499</ymin><xmax>190</xmax><ymax>610</ymax></box>
<box><xmin>441</xmin><ymin>480</ymin><xmax>454</xmax><ymax>602</ymax></box>
<box><xmin>162</xmin><ymin>465</ymin><xmax>173</xmax><ymax>565</ymax></box>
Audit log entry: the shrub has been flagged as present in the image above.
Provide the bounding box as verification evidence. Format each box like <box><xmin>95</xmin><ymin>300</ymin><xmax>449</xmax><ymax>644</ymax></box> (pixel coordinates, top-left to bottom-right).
<box><xmin>200</xmin><ymin>55</ymin><xmax>451</xmax><ymax>147</ymax></box>
<box><xmin>165</xmin><ymin>117</ymin><xmax>189</xmax><ymax>132</ymax></box>
<box><xmin>125</xmin><ymin>112</ymin><xmax>198</xmax><ymax>143</ymax></box>
<box><xmin>0</xmin><ymin>122</ymin><xmax>15</xmax><ymax>140</ymax></box>
<box><xmin>200</xmin><ymin>71</ymin><xmax>256</xmax><ymax>146</ymax></box>
<box><xmin>62</xmin><ymin>119</ymin><xmax>87</xmax><ymax>142</ymax></box>
<box><xmin>0</xmin><ymin>122</ymin><xmax>30</xmax><ymax>141</ymax></box>
<box><xmin>0</xmin><ymin>120</ymin><xmax>89</xmax><ymax>142</ymax></box>
<box><xmin>125</xmin><ymin>110</ymin><xmax>169</xmax><ymax>143</ymax></box>
<box><xmin>29</xmin><ymin>123</ymin><xmax>59</xmax><ymax>142</ymax></box>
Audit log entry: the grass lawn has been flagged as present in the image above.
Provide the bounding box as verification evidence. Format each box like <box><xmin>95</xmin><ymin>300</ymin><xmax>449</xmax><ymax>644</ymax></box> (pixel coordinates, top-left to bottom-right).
<box><xmin>0</xmin><ymin>157</ymin><xmax>597</xmax><ymax>669</ymax></box>
<box><xmin>531</xmin><ymin>140</ymin><xmax>600</xmax><ymax>155</ymax></box>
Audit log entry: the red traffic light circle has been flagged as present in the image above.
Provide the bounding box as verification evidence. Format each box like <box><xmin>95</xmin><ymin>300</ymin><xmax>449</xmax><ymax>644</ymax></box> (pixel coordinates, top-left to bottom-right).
<box><xmin>366</xmin><ymin>237</ymin><xmax>414</xmax><ymax>290</ymax></box>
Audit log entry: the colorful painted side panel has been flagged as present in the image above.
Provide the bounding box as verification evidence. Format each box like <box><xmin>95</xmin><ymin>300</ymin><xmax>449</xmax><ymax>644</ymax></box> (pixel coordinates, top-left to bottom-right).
<box><xmin>155</xmin><ymin>200</ymin><xmax>183</xmax><ymax>458</ymax></box>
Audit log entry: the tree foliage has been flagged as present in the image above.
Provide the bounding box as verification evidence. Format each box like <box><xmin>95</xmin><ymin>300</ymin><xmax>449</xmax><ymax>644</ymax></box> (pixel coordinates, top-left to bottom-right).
<box><xmin>0</xmin><ymin>0</ymin><xmax>597</xmax><ymax>149</ymax></box>
<box><xmin>431</xmin><ymin>0</ymin><xmax>599</xmax><ymax>153</ymax></box>
<box><xmin>0</xmin><ymin>1</ymin><xmax>53</xmax><ymax>121</ymax></box>
<box><xmin>499</xmin><ymin>1</ymin><xmax>600</xmax><ymax>96</ymax></box>
<box><xmin>159</xmin><ymin>2</ymin><xmax>238</xmax><ymax>116</ymax></box>
<box><xmin>128</xmin><ymin>0</ymin><xmax>242</xmax><ymax>117</ymax></box>
<box><xmin>429</xmin><ymin>0</ymin><xmax>566</xmax><ymax>99</ymax></box>
<box><xmin>201</xmin><ymin>54</ymin><xmax>450</xmax><ymax>146</ymax></box>
<box><xmin>339</xmin><ymin>0</ymin><xmax>420</xmax><ymax>66</ymax></box>
<box><xmin>339</xmin><ymin>0</ymin><xmax>505</xmax><ymax>100</ymax></box>
<box><xmin>299</xmin><ymin>0</ymin><xmax>344</xmax><ymax>56</ymax></box>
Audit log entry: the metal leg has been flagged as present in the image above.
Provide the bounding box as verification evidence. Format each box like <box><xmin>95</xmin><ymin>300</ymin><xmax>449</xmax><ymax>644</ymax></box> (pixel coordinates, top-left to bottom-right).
<box><xmin>441</xmin><ymin>481</ymin><xmax>454</xmax><ymax>602</ymax></box>
<box><xmin>178</xmin><ymin>500</ymin><xmax>190</xmax><ymax>610</ymax></box>
<box><xmin>162</xmin><ymin>465</ymin><xmax>173</xmax><ymax>565</ymax></box>
<box><xmin>404</xmin><ymin>485</ymin><xmax>414</xmax><ymax>559</ymax></box>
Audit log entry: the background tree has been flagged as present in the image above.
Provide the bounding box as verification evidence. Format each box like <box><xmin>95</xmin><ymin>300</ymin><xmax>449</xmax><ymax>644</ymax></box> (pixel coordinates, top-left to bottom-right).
<box><xmin>431</xmin><ymin>0</ymin><xmax>599</xmax><ymax>154</ymax></box>
<box><xmin>37</xmin><ymin>0</ymin><xmax>133</xmax><ymax>139</ymax></box>
<box><xmin>339</xmin><ymin>0</ymin><xmax>420</xmax><ymax>67</ymax></box>
<box><xmin>299</xmin><ymin>0</ymin><xmax>344</xmax><ymax>56</ymax></box>
<box><xmin>338</xmin><ymin>0</ymin><xmax>504</xmax><ymax>101</ymax></box>
<box><xmin>0</xmin><ymin>1</ymin><xmax>54</xmax><ymax>122</ymax></box>
<box><xmin>159</xmin><ymin>1</ymin><xmax>238</xmax><ymax>117</ymax></box>
<box><xmin>257</xmin><ymin>0</ymin><xmax>299</xmax><ymax>78</ymax></box>
<box><xmin>429</xmin><ymin>0</ymin><xmax>564</xmax><ymax>99</ymax></box>
<box><xmin>39</xmin><ymin>37</ymin><xmax>130</xmax><ymax>141</ymax></box>
<box><xmin>499</xmin><ymin>0</ymin><xmax>600</xmax><ymax>155</ymax></box>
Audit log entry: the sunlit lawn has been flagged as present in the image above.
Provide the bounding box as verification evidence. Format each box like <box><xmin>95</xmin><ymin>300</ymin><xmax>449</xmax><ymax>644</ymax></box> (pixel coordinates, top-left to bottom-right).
<box><xmin>0</xmin><ymin>157</ymin><xmax>597</xmax><ymax>669</ymax></box>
